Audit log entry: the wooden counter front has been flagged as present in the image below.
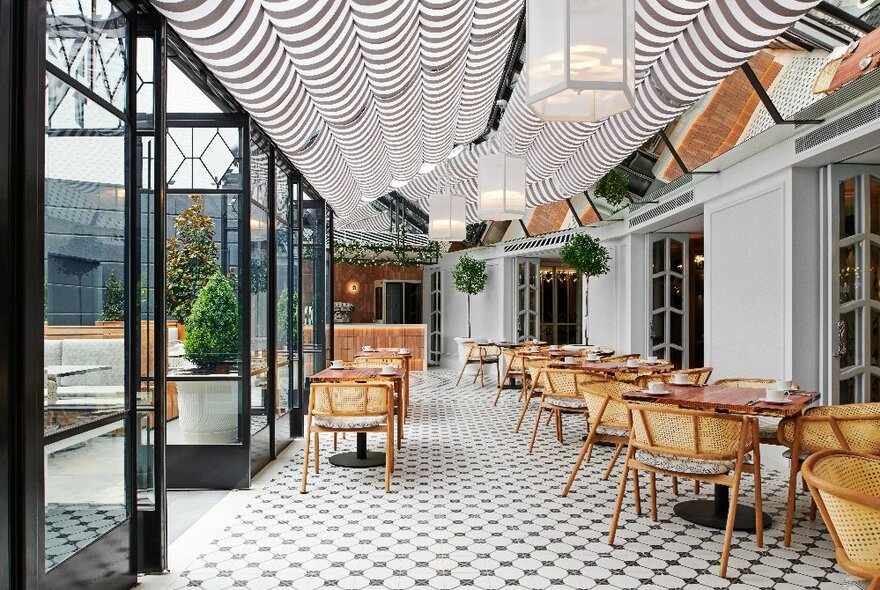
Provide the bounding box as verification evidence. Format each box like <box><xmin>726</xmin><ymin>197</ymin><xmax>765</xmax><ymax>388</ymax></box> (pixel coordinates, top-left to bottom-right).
<box><xmin>333</xmin><ymin>324</ymin><xmax>427</xmax><ymax>370</ymax></box>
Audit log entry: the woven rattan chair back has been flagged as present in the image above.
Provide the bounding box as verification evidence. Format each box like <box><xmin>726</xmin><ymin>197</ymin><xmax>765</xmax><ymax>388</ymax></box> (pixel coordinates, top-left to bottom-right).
<box><xmin>352</xmin><ymin>357</ymin><xmax>405</xmax><ymax>370</ymax></box>
<box><xmin>503</xmin><ymin>349</ymin><xmax>525</xmax><ymax>370</ymax></box>
<box><xmin>577</xmin><ymin>378</ymin><xmax>634</xmax><ymax>429</ymax></box>
<box><xmin>635</xmin><ymin>367</ymin><xmax>714</xmax><ymax>388</ymax></box>
<box><xmin>781</xmin><ymin>402</ymin><xmax>880</xmax><ymax>454</ymax></box>
<box><xmin>802</xmin><ymin>451</ymin><xmax>880</xmax><ymax>580</ymax></box>
<box><xmin>629</xmin><ymin>405</ymin><xmax>750</xmax><ymax>461</ymax></box>
<box><xmin>604</xmin><ymin>353</ymin><xmax>640</xmax><ymax>362</ymax></box>
<box><xmin>310</xmin><ymin>382</ymin><xmax>392</xmax><ymax>418</ymax></box>
<box><xmin>542</xmin><ymin>369</ymin><xmax>583</xmax><ymax>399</ymax></box>
<box><xmin>523</xmin><ymin>356</ymin><xmax>553</xmax><ymax>389</ymax></box>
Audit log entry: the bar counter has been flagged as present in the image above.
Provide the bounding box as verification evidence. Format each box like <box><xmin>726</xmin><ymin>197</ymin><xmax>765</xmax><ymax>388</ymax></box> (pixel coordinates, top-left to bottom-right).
<box><xmin>333</xmin><ymin>323</ymin><xmax>427</xmax><ymax>370</ymax></box>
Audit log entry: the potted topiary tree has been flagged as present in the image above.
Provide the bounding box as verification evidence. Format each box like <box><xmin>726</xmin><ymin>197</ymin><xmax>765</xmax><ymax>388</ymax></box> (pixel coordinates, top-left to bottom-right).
<box><xmin>451</xmin><ymin>253</ymin><xmax>488</xmax><ymax>367</ymax></box>
<box><xmin>176</xmin><ymin>272</ymin><xmax>240</xmax><ymax>443</ymax></box>
<box><xmin>559</xmin><ymin>233</ymin><xmax>611</xmax><ymax>343</ymax></box>
<box><xmin>166</xmin><ymin>195</ymin><xmax>220</xmax><ymax>339</ymax></box>
<box><xmin>100</xmin><ymin>268</ymin><xmax>124</xmax><ymax>323</ymax></box>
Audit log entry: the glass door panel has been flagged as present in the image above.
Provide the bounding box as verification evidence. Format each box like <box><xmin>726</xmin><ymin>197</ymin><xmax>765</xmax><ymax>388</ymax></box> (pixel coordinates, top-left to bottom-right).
<box><xmin>830</xmin><ymin>166</ymin><xmax>880</xmax><ymax>404</ymax></box>
<box><xmin>516</xmin><ymin>258</ymin><xmax>540</xmax><ymax>341</ymax></box>
<box><xmin>649</xmin><ymin>234</ymin><xmax>689</xmax><ymax>368</ymax></box>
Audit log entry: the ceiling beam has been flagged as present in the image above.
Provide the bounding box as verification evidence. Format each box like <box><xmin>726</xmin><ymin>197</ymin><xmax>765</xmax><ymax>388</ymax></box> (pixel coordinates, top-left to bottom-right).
<box><xmin>740</xmin><ymin>63</ymin><xmax>824</xmax><ymax>125</ymax></box>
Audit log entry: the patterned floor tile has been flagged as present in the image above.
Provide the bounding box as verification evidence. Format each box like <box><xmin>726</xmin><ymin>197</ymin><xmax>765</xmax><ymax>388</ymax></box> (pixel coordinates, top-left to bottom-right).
<box><xmin>170</xmin><ymin>370</ymin><xmax>870</xmax><ymax>590</ymax></box>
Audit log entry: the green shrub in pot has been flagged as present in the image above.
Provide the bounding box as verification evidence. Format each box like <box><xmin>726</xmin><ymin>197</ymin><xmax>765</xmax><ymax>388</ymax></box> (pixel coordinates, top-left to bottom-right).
<box><xmin>184</xmin><ymin>272</ymin><xmax>238</xmax><ymax>371</ymax></box>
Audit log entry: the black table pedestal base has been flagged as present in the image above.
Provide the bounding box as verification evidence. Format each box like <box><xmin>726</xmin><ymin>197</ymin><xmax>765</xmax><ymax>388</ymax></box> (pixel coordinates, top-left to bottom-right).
<box><xmin>674</xmin><ymin>485</ymin><xmax>772</xmax><ymax>532</ymax></box>
<box><xmin>328</xmin><ymin>432</ymin><xmax>385</xmax><ymax>468</ymax></box>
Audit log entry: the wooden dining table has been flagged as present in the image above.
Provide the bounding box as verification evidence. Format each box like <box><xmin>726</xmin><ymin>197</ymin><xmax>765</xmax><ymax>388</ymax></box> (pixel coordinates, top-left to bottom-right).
<box><xmin>310</xmin><ymin>367</ymin><xmax>404</xmax><ymax>468</ymax></box>
<box><xmin>549</xmin><ymin>359</ymin><xmax>673</xmax><ymax>376</ymax></box>
<box><xmin>623</xmin><ymin>384</ymin><xmax>820</xmax><ymax>531</ymax></box>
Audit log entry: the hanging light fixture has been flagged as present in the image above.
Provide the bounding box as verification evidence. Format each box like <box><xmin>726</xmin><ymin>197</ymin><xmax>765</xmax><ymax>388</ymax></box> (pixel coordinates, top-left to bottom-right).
<box><xmin>428</xmin><ymin>172</ymin><xmax>467</xmax><ymax>242</ymax></box>
<box><xmin>525</xmin><ymin>0</ymin><xmax>635</xmax><ymax>122</ymax></box>
<box><xmin>478</xmin><ymin>126</ymin><xmax>527</xmax><ymax>220</ymax></box>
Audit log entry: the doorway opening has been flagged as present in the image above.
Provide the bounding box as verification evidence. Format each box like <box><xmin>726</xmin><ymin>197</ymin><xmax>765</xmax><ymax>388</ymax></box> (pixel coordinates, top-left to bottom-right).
<box><xmin>539</xmin><ymin>263</ymin><xmax>582</xmax><ymax>345</ymax></box>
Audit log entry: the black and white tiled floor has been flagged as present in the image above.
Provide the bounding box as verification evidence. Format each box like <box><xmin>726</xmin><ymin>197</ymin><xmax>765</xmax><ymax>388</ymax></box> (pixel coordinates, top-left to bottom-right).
<box><xmin>167</xmin><ymin>370</ymin><xmax>868</xmax><ymax>590</ymax></box>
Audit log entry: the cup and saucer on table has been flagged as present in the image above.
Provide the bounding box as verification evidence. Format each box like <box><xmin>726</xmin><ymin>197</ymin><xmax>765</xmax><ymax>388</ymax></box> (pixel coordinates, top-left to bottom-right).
<box><xmin>563</xmin><ymin>356</ymin><xmax>577</xmax><ymax>365</ymax></box>
<box><xmin>399</xmin><ymin>348</ymin><xmax>410</xmax><ymax>354</ymax></box>
<box><xmin>331</xmin><ymin>359</ymin><xmax>346</xmax><ymax>370</ymax></box>
<box><xmin>643</xmin><ymin>381</ymin><xmax>669</xmax><ymax>396</ymax></box>
<box><xmin>761</xmin><ymin>383</ymin><xmax>794</xmax><ymax>404</ymax></box>
<box><xmin>585</xmin><ymin>353</ymin><xmax>600</xmax><ymax>362</ymax></box>
<box><xmin>670</xmin><ymin>373</ymin><xmax>692</xmax><ymax>386</ymax></box>
<box><xmin>626</xmin><ymin>358</ymin><xmax>640</xmax><ymax>368</ymax></box>
<box><xmin>642</xmin><ymin>355</ymin><xmax>662</xmax><ymax>365</ymax></box>
<box><xmin>380</xmin><ymin>364</ymin><xmax>397</xmax><ymax>376</ymax></box>
<box><xmin>362</xmin><ymin>345</ymin><xmax>374</xmax><ymax>352</ymax></box>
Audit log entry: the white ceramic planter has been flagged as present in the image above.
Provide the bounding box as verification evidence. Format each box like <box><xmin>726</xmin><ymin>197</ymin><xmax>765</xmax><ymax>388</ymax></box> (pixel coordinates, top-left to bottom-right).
<box><xmin>176</xmin><ymin>379</ymin><xmax>239</xmax><ymax>444</ymax></box>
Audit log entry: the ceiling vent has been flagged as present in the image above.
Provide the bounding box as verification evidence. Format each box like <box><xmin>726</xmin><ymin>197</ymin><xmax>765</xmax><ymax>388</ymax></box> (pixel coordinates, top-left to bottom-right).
<box><xmin>628</xmin><ymin>190</ymin><xmax>695</xmax><ymax>228</ymax></box>
<box><xmin>795</xmin><ymin>97</ymin><xmax>880</xmax><ymax>154</ymax></box>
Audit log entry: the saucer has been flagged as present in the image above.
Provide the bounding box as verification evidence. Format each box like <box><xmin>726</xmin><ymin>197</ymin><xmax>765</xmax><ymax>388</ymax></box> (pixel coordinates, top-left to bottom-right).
<box><xmin>641</xmin><ymin>390</ymin><xmax>669</xmax><ymax>395</ymax></box>
<box><xmin>759</xmin><ymin>397</ymin><xmax>793</xmax><ymax>404</ymax></box>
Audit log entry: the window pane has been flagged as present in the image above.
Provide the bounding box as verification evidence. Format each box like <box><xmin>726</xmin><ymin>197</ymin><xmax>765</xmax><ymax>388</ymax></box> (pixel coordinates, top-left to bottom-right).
<box><xmin>167</xmin><ymin>127</ymin><xmax>242</xmax><ymax>191</ymax></box>
<box><xmin>46</xmin><ymin>0</ymin><xmax>127</xmax><ymax>111</ymax></box>
<box><xmin>840</xmin><ymin>177</ymin><xmax>858</xmax><ymax>238</ymax></box>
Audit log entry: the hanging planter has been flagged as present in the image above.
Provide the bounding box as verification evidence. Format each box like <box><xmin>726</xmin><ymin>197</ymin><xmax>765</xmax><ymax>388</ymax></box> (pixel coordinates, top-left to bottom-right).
<box><xmin>525</xmin><ymin>0</ymin><xmax>636</xmax><ymax>122</ymax></box>
<box><xmin>334</xmin><ymin>241</ymin><xmax>441</xmax><ymax>267</ymax></box>
<box><xmin>594</xmin><ymin>168</ymin><xmax>630</xmax><ymax>208</ymax></box>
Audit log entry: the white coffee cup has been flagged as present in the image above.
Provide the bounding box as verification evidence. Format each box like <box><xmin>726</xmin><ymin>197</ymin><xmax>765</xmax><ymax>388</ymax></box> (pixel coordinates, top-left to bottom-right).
<box><xmin>381</xmin><ymin>364</ymin><xmax>396</xmax><ymax>375</ymax></box>
<box><xmin>776</xmin><ymin>379</ymin><xmax>793</xmax><ymax>391</ymax></box>
<box><xmin>362</xmin><ymin>345</ymin><xmax>373</xmax><ymax>352</ymax></box>
<box><xmin>399</xmin><ymin>348</ymin><xmax>410</xmax><ymax>354</ymax></box>
<box><xmin>550</xmin><ymin>345</ymin><xmax>560</xmax><ymax>350</ymax></box>
<box><xmin>671</xmin><ymin>373</ymin><xmax>689</xmax><ymax>385</ymax></box>
<box><xmin>626</xmin><ymin>358</ymin><xmax>640</xmax><ymax>368</ymax></box>
<box><xmin>564</xmin><ymin>356</ymin><xmax>576</xmax><ymax>364</ymax></box>
<box><xmin>586</xmin><ymin>354</ymin><xmax>600</xmax><ymax>361</ymax></box>
<box><xmin>765</xmin><ymin>388</ymin><xmax>790</xmax><ymax>403</ymax></box>
<box><xmin>529</xmin><ymin>347</ymin><xmax>540</xmax><ymax>353</ymax></box>
<box><xmin>331</xmin><ymin>360</ymin><xmax>344</xmax><ymax>369</ymax></box>
<box><xmin>647</xmin><ymin>356</ymin><xmax>658</xmax><ymax>363</ymax></box>
<box><xmin>648</xmin><ymin>381</ymin><xmax>666</xmax><ymax>393</ymax></box>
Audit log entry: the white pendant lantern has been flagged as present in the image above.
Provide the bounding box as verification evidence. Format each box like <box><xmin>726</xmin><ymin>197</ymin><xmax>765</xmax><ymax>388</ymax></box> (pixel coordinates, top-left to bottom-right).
<box><xmin>478</xmin><ymin>129</ymin><xmax>527</xmax><ymax>221</ymax></box>
<box><xmin>428</xmin><ymin>182</ymin><xmax>467</xmax><ymax>242</ymax></box>
<box><xmin>525</xmin><ymin>0</ymin><xmax>635</xmax><ymax>122</ymax></box>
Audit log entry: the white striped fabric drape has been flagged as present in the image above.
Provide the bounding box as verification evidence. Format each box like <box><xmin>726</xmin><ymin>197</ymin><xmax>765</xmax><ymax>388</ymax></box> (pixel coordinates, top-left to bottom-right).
<box><xmin>151</xmin><ymin>0</ymin><xmax>820</xmax><ymax>230</ymax></box>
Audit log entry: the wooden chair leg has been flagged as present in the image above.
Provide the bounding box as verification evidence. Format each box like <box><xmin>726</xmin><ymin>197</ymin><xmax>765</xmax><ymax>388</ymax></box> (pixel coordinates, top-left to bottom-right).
<box><xmin>455</xmin><ymin>360</ymin><xmax>469</xmax><ymax>386</ymax></box>
<box><xmin>333</xmin><ymin>432</ymin><xmax>338</xmax><ymax>451</ymax></box>
<box><xmin>751</xmin><ymin>421</ymin><xmax>764</xmax><ymax>548</ymax></box>
<box><xmin>632</xmin><ymin>469</ymin><xmax>642</xmax><ymax>516</ymax></box>
<box><xmin>563</xmin><ymin>438</ymin><xmax>592</xmax><ymax>497</ymax></box>
<box><xmin>494</xmin><ymin>367</ymin><xmax>510</xmax><ymax>406</ymax></box>
<box><xmin>650</xmin><ymin>472</ymin><xmax>657</xmax><ymax>521</ymax></box>
<box><xmin>602</xmin><ymin>443</ymin><xmax>624</xmax><ymax>480</ymax></box>
<box><xmin>300</xmin><ymin>422</ymin><xmax>312</xmax><ymax>494</ymax></box>
<box><xmin>397</xmin><ymin>404</ymin><xmax>403</xmax><ymax>450</ymax></box>
<box><xmin>527</xmin><ymin>405</ymin><xmax>545</xmax><ymax>454</ymax></box>
<box><xmin>545</xmin><ymin>410</ymin><xmax>554</xmax><ymax>426</ymax></box>
<box><xmin>784</xmin><ymin>443</ymin><xmax>802</xmax><ymax>547</ymax></box>
<box><xmin>495</xmin><ymin>361</ymin><xmax>500</xmax><ymax>385</ymax></box>
<box><xmin>514</xmin><ymin>382</ymin><xmax>537</xmax><ymax>433</ymax></box>
<box><xmin>672</xmin><ymin>476</ymin><xmax>679</xmax><ymax>495</ymax></box>
<box><xmin>719</xmin><ymin>474</ymin><xmax>743</xmax><ymax>577</ymax></box>
<box><xmin>809</xmin><ymin>497</ymin><xmax>817</xmax><ymax>521</ymax></box>
<box><xmin>555</xmin><ymin>410</ymin><xmax>563</xmax><ymax>443</ymax></box>
<box><xmin>694</xmin><ymin>481</ymin><xmax>700</xmax><ymax>494</ymax></box>
<box><xmin>608</xmin><ymin>448</ymin><xmax>635</xmax><ymax>545</ymax></box>
<box><xmin>385</xmin><ymin>425</ymin><xmax>392</xmax><ymax>493</ymax></box>
<box><xmin>313</xmin><ymin>432</ymin><xmax>320</xmax><ymax>474</ymax></box>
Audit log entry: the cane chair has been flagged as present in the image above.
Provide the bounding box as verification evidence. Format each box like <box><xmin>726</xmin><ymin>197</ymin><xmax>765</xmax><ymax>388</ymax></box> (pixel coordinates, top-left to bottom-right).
<box><xmin>526</xmin><ymin>369</ymin><xmax>598</xmax><ymax>453</ymax></box>
<box><xmin>495</xmin><ymin>349</ymin><xmax>526</xmax><ymax>406</ymax></box>
<box><xmin>348</xmin><ymin>357</ymin><xmax>406</xmax><ymax>450</ymax></box>
<box><xmin>802</xmin><ymin>450</ymin><xmax>880</xmax><ymax>590</ymax></box>
<box><xmin>604</xmin><ymin>353</ymin><xmax>640</xmax><ymax>362</ymax></box>
<box><xmin>712</xmin><ymin>378</ymin><xmax>801</xmax><ymax>445</ymax></box>
<box><xmin>608</xmin><ymin>405</ymin><xmax>762</xmax><ymax>577</ymax></box>
<box><xmin>301</xmin><ymin>382</ymin><xmax>395</xmax><ymax>493</ymax></box>
<box><xmin>562</xmin><ymin>378</ymin><xmax>637</xmax><ymax>496</ymax></box>
<box><xmin>455</xmin><ymin>343</ymin><xmax>501</xmax><ymax>387</ymax></box>
<box><xmin>514</xmin><ymin>356</ymin><xmax>553</xmax><ymax>433</ymax></box>
<box><xmin>635</xmin><ymin>367</ymin><xmax>714</xmax><ymax>388</ymax></box>
<box><xmin>777</xmin><ymin>402</ymin><xmax>880</xmax><ymax>546</ymax></box>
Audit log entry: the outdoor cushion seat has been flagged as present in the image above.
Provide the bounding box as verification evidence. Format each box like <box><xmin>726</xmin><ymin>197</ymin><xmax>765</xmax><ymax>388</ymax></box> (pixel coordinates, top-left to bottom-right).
<box><xmin>758</xmin><ymin>416</ymin><xmax>781</xmax><ymax>438</ymax></box>
<box><xmin>635</xmin><ymin>449</ymin><xmax>736</xmax><ymax>475</ymax></box>
<box><xmin>313</xmin><ymin>416</ymin><xmax>386</xmax><ymax>429</ymax></box>
<box><xmin>469</xmin><ymin>355</ymin><xmax>498</xmax><ymax>362</ymax></box>
<box><xmin>544</xmin><ymin>396</ymin><xmax>588</xmax><ymax>409</ymax></box>
<box><xmin>783</xmin><ymin>448</ymin><xmax>812</xmax><ymax>461</ymax></box>
<box><xmin>56</xmin><ymin>385</ymin><xmax>125</xmax><ymax>398</ymax></box>
<box><xmin>595</xmin><ymin>425</ymin><xmax>629</xmax><ymax>437</ymax></box>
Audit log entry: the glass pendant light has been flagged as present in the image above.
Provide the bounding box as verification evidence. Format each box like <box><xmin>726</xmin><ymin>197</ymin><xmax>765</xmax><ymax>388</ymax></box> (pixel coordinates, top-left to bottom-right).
<box><xmin>478</xmin><ymin>126</ymin><xmax>527</xmax><ymax>220</ymax></box>
<box><xmin>526</xmin><ymin>0</ymin><xmax>635</xmax><ymax>122</ymax></box>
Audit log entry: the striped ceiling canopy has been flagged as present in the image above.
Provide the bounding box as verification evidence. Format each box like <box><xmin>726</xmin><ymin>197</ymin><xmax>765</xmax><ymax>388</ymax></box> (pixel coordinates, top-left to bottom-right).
<box><xmin>151</xmin><ymin>0</ymin><xmax>822</xmax><ymax>231</ymax></box>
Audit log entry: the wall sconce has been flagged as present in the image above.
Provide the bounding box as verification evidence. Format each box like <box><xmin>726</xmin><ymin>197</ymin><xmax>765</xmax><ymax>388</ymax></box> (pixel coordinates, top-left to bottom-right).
<box><xmin>694</xmin><ymin>254</ymin><xmax>704</xmax><ymax>269</ymax></box>
<box><xmin>347</xmin><ymin>281</ymin><xmax>360</xmax><ymax>294</ymax></box>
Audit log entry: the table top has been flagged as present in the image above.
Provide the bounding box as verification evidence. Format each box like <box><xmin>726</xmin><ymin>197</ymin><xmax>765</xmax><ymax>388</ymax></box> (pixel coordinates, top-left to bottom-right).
<box><xmin>622</xmin><ymin>385</ymin><xmax>820</xmax><ymax>417</ymax></box>
<box><xmin>311</xmin><ymin>367</ymin><xmax>404</xmax><ymax>382</ymax></box>
<box><xmin>355</xmin><ymin>350</ymin><xmax>413</xmax><ymax>358</ymax></box>
<box><xmin>549</xmin><ymin>360</ymin><xmax>673</xmax><ymax>374</ymax></box>
<box><xmin>45</xmin><ymin>364</ymin><xmax>112</xmax><ymax>377</ymax></box>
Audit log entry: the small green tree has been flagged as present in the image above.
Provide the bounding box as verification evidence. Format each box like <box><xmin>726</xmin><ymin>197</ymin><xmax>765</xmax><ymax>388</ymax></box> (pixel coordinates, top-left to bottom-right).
<box><xmin>277</xmin><ymin>288</ymin><xmax>299</xmax><ymax>344</ymax></box>
<box><xmin>102</xmin><ymin>268</ymin><xmax>124</xmax><ymax>321</ymax></box>
<box><xmin>166</xmin><ymin>195</ymin><xmax>220</xmax><ymax>324</ymax></box>
<box><xmin>594</xmin><ymin>168</ymin><xmax>630</xmax><ymax>208</ymax></box>
<box><xmin>184</xmin><ymin>273</ymin><xmax>238</xmax><ymax>370</ymax></box>
<box><xmin>451</xmin><ymin>253</ymin><xmax>487</xmax><ymax>338</ymax></box>
<box><xmin>560</xmin><ymin>233</ymin><xmax>611</xmax><ymax>279</ymax></box>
